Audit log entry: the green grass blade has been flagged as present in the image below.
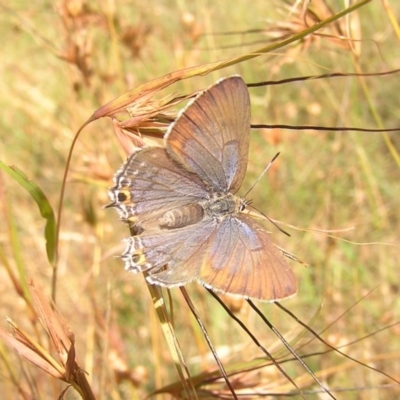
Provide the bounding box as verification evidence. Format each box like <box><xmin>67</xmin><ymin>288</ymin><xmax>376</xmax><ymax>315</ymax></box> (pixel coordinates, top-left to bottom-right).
<box><xmin>0</xmin><ymin>161</ymin><xmax>57</xmax><ymax>265</ymax></box>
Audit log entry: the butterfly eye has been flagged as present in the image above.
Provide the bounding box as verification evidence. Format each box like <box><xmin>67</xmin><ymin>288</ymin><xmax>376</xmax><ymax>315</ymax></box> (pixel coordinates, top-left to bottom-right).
<box><xmin>239</xmin><ymin>200</ymin><xmax>248</xmax><ymax>212</ymax></box>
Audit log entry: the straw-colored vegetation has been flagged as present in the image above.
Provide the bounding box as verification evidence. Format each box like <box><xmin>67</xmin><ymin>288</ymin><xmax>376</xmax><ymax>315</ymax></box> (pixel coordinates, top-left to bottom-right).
<box><xmin>0</xmin><ymin>0</ymin><xmax>399</xmax><ymax>399</ymax></box>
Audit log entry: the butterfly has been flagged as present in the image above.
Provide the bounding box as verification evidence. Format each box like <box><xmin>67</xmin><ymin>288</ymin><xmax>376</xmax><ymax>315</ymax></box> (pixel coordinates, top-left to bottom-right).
<box><xmin>107</xmin><ymin>76</ymin><xmax>297</xmax><ymax>301</ymax></box>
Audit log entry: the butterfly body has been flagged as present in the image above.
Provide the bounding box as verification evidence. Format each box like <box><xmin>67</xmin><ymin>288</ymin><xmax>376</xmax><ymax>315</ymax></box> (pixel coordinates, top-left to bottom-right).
<box><xmin>108</xmin><ymin>76</ymin><xmax>297</xmax><ymax>302</ymax></box>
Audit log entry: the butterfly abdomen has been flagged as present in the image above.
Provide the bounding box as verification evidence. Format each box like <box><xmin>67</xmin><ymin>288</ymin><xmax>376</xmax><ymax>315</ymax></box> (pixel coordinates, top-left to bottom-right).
<box><xmin>158</xmin><ymin>204</ymin><xmax>204</xmax><ymax>229</ymax></box>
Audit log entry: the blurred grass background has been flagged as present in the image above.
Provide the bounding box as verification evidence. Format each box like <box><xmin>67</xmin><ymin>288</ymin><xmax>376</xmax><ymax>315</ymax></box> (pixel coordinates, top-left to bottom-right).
<box><xmin>0</xmin><ymin>0</ymin><xmax>399</xmax><ymax>398</ymax></box>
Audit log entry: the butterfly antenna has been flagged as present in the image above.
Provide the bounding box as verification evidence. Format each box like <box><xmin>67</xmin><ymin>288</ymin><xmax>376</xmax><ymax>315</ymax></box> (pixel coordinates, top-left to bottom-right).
<box><xmin>243</xmin><ymin>152</ymin><xmax>280</xmax><ymax>198</ymax></box>
<box><xmin>248</xmin><ymin>204</ymin><xmax>291</xmax><ymax>237</ymax></box>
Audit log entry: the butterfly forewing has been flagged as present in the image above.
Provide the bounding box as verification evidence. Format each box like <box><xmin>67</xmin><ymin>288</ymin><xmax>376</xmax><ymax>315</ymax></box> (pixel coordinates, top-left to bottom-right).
<box><xmin>128</xmin><ymin>214</ymin><xmax>296</xmax><ymax>301</ymax></box>
<box><xmin>166</xmin><ymin>76</ymin><xmax>251</xmax><ymax>193</ymax></box>
<box><xmin>198</xmin><ymin>215</ymin><xmax>297</xmax><ymax>301</ymax></box>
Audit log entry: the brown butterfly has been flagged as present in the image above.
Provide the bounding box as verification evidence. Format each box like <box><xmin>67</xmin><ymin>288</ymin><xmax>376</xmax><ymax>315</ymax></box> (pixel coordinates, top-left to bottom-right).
<box><xmin>108</xmin><ymin>76</ymin><xmax>297</xmax><ymax>301</ymax></box>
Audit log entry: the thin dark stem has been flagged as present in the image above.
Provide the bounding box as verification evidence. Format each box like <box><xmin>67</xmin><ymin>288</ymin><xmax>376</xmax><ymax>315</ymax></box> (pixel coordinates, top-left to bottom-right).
<box><xmin>247</xmin><ymin>69</ymin><xmax>400</xmax><ymax>87</ymax></box>
<box><xmin>247</xmin><ymin>300</ymin><xmax>337</xmax><ymax>400</ymax></box>
<box><xmin>251</xmin><ymin>124</ymin><xmax>400</xmax><ymax>133</ymax></box>
<box><xmin>206</xmin><ymin>289</ymin><xmax>305</xmax><ymax>398</ymax></box>
<box><xmin>275</xmin><ymin>302</ymin><xmax>400</xmax><ymax>385</ymax></box>
<box><xmin>180</xmin><ymin>288</ymin><xmax>238</xmax><ymax>400</ymax></box>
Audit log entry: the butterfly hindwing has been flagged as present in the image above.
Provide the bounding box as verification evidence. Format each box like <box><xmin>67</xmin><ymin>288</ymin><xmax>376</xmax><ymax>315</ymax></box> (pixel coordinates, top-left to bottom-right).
<box><xmin>108</xmin><ymin>147</ymin><xmax>209</xmax><ymax>226</ymax></box>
